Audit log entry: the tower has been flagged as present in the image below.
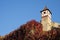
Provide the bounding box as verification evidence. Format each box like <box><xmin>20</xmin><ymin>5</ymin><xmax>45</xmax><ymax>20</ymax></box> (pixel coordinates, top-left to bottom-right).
<box><xmin>41</xmin><ymin>7</ymin><xmax>52</xmax><ymax>31</ymax></box>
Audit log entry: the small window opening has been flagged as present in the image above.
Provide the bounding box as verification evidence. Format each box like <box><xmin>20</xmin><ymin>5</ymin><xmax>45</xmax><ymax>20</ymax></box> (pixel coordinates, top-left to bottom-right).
<box><xmin>44</xmin><ymin>12</ymin><xmax>46</xmax><ymax>14</ymax></box>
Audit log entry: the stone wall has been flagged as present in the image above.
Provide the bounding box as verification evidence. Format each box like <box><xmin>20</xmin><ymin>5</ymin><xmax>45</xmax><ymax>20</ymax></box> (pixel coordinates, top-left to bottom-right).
<box><xmin>52</xmin><ymin>22</ymin><xmax>60</xmax><ymax>28</ymax></box>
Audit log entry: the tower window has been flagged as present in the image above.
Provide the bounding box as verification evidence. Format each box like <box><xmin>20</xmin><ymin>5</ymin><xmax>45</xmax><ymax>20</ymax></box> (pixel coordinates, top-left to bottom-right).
<box><xmin>44</xmin><ymin>12</ymin><xmax>46</xmax><ymax>14</ymax></box>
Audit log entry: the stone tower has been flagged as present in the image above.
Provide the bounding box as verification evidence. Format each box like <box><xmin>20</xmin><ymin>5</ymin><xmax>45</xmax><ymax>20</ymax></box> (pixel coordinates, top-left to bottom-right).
<box><xmin>41</xmin><ymin>7</ymin><xmax>52</xmax><ymax>31</ymax></box>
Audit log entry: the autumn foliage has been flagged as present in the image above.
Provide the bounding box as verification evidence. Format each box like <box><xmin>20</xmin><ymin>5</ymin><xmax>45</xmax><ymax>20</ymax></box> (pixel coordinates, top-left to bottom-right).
<box><xmin>1</xmin><ymin>20</ymin><xmax>60</xmax><ymax>40</ymax></box>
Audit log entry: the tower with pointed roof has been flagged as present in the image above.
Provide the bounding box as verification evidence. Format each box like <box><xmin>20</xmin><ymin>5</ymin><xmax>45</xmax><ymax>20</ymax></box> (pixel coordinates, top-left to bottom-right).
<box><xmin>41</xmin><ymin>6</ymin><xmax>52</xmax><ymax>31</ymax></box>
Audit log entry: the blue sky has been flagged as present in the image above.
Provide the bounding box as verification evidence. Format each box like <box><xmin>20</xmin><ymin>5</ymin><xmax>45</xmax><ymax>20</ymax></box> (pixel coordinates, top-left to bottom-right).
<box><xmin>0</xmin><ymin>0</ymin><xmax>60</xmax><ymax>36</ymax></box>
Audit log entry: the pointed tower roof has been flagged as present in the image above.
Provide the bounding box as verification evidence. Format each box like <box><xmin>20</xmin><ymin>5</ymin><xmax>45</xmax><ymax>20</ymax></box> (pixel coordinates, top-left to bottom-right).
<box><xmin>40</xmin><ymin>6</ymin><xmax>52</xmax><ymax>14</ymax></box>
<box><xmin>43</xmin><ymin>6</ymin><xmax>48</xmax><ymax>11</ymax></box>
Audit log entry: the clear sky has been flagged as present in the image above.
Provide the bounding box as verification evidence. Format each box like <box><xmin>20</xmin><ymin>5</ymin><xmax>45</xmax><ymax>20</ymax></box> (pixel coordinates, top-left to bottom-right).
<box><xmin>0</xmin><ymin>0</ymin><xmax>60</xmax><ymax>36</ymax></box>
